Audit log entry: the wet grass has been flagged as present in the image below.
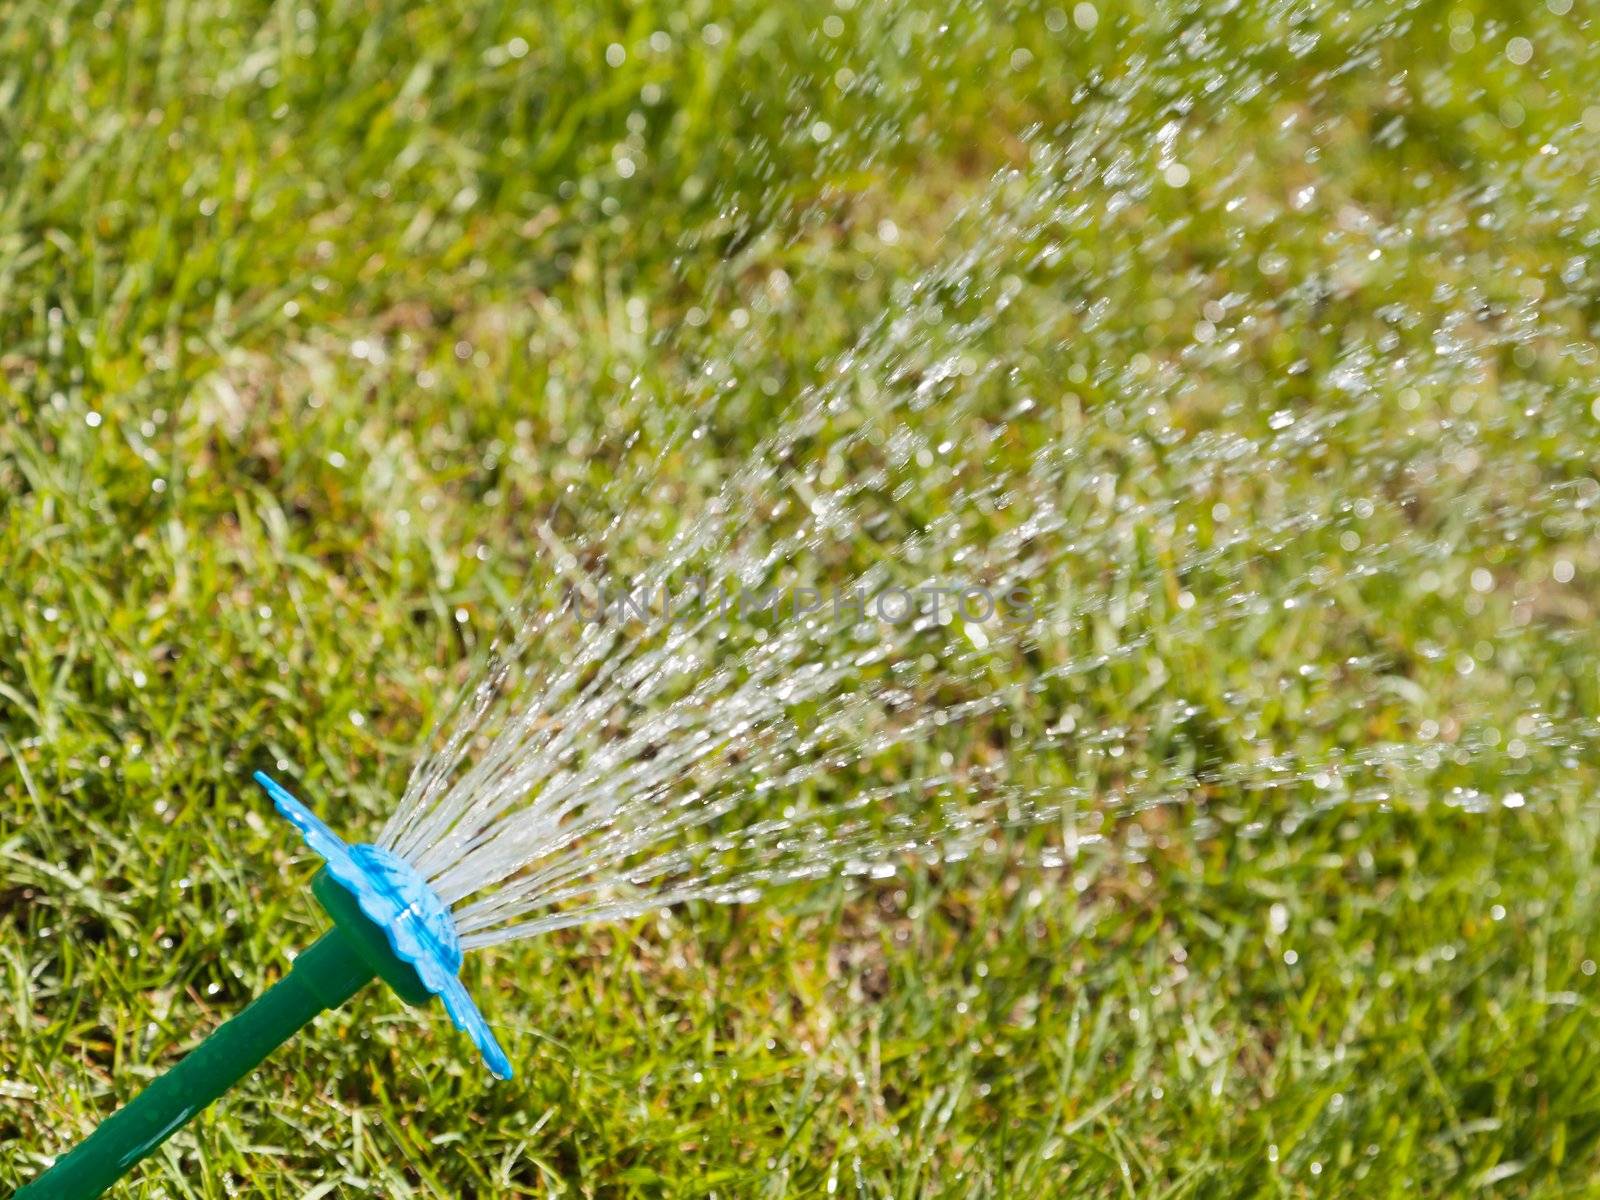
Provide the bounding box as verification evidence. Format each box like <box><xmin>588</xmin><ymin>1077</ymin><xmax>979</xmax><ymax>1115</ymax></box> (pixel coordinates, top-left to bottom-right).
<box><xmin>5</xmin><ymin>0</ymin><xmax>1600</xmax><ymax>1195</ymax></box>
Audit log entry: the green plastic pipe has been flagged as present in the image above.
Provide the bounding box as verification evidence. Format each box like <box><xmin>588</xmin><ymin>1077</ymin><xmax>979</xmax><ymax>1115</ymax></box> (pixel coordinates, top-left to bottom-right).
<box><xmin>15</xmin><ymin>871</ymin><xmax>431</xmax><ymax>1200</ymax></box>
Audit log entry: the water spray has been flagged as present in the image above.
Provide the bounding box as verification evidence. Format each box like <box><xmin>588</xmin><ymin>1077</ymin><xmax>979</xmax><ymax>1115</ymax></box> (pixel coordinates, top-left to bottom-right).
<box><xmin>15</xmin><ymin>772</ymin><xmax>510</xmax><ymax>1200</ymax></box>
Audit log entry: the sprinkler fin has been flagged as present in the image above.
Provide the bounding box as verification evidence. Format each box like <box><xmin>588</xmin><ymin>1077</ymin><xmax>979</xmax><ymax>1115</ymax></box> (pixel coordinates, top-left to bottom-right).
<box><xmin>255</xmin><ymin>770</ymin><xmax>513</xmax><ymax>1079</ymax></box>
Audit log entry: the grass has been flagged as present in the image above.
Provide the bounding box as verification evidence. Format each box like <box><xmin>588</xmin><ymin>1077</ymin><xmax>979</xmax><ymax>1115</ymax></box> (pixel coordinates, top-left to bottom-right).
<box><xmin>4</xmin><ymin>0</ymin><xmax>1600</xmax><ymax>1195</ymax></box>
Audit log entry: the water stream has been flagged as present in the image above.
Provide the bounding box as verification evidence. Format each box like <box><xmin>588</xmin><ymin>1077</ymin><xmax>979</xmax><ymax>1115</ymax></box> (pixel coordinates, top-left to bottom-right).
<box><xmin>374</xmin><ymin>123</ymin><xmax>1599</xmax><ymax>945</ymax></box>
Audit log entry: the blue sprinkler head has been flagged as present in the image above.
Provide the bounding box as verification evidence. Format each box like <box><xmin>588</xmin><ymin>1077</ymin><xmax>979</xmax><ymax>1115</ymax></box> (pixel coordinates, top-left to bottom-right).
<box><xmin>253</xmin><ymin>770</ymin><xmax>513</xmax><ymax>1079</ymax></box>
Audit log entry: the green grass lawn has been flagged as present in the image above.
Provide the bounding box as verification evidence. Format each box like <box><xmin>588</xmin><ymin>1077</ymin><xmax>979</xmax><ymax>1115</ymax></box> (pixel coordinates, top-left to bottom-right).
<box><xmin>5</xmin><ymin>0</ymin><xmax>1600</xmax><ymax>1195</ymax></box>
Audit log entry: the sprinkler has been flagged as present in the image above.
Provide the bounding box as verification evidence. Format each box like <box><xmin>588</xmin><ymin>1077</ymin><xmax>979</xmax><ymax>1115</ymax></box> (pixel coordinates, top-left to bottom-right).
<box><xmin>14</xmin><ymin>439</ymin><xmax>1061</xmax><ymax>1197</ymax></box>
<box><xmin>15</xmin><ymin>771</ymin><xmax>510</xmax><ymax>1200</ymax></box>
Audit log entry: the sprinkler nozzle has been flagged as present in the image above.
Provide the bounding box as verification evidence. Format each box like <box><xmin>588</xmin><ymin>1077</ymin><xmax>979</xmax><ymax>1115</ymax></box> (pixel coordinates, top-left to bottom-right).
<box><xmin>16</xmin><ymin>773</ymin><xmax>508</xmax><ymax>1200</ymax></box>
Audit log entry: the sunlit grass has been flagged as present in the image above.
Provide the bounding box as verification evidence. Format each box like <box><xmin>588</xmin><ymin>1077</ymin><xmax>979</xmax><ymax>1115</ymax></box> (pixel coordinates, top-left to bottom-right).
<box><xmin>4</xmin><ymin>0</ymin><xmax>1600</xmax><ymax>1195</ymax></box>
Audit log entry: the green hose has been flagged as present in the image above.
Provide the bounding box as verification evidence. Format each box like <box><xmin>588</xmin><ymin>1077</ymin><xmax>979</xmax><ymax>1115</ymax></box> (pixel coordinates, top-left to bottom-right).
<box><xmin>15</xmin><ymin>870</ymin><xmax>429</xmax><ymax>1200</ymax></box>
